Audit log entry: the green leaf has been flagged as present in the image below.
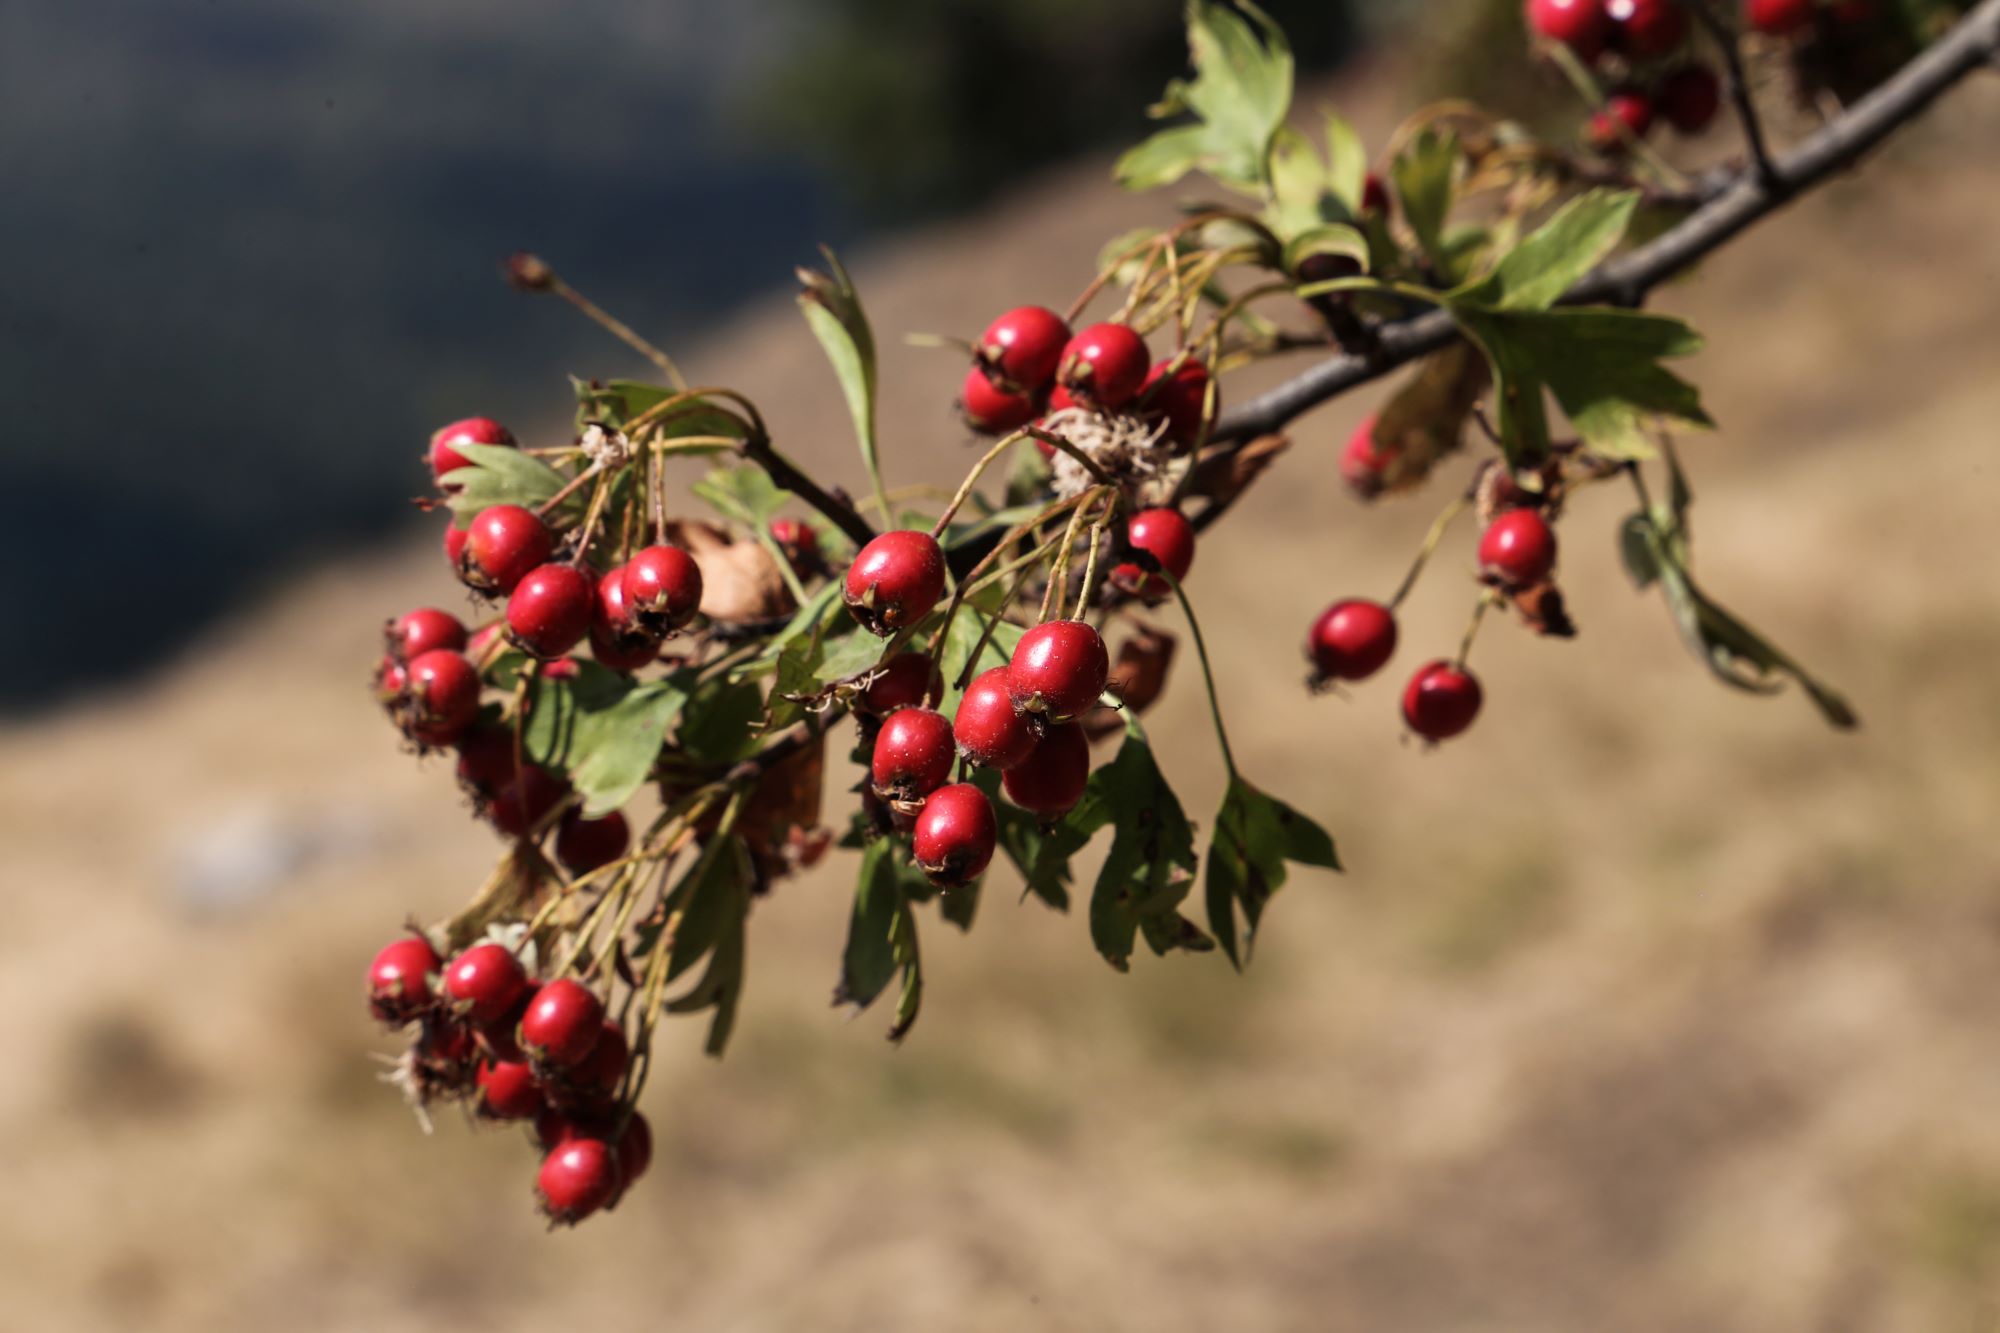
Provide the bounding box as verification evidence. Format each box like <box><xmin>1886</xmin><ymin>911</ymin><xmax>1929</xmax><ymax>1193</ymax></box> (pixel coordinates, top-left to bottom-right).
<box><xmin>691</xmin><ymin>463</ymin><xmax>790</xmax><ymax>531</ymax></box>
<box><xmin>676</xmin><ymin>677</ymin><xmax>767</xmax><ymax>766</ymax></box>
<box><xmin>1083</xmin><ymin>716</ymin><xmax>1204</xmax><ymax>971</ymax></box>
<box><xmin>1204</xmin><ymin>776</ymin><xmax>1339</xmax><ymax>969</ymax></box>
<box><xmin>796</xmin><ymin>249</ymin><xmax>880</xmax><ymax>498</ymax></box>
<box><xmin>661</xmin><ymin>836</ymin><xmax>754</xmax><ymax>1055</ymax></box>
<box><xmin>937</xmin><ymin>595</ymin><xmax>1027</xmax><ymax>716</ymax></box>
<box><xmin>442</xmin><ymin>442</ymin><xmax>581</xmax><ymax>525</ymax></box>
<box><xmin>568</xmin><ymin>680</ymin><xmax>687</xmax><ymax>815</ymax></box>
<box><xmin>1456</xmin><ymin>189</ymin><xmax>1638</xmax><ymax>312</ymax></box>
<box><xmin>1618</xmin><ymin>513</ymin><xmax>1661</xmax><ymax>589</ymax></box>
<box><xmin>1322</xmin><ymin>110</ymin><xmax>1368</xmax><ymax>214</ymax></box>
<box><xmin>574</xmin><ymin>380</ymin><xmax>743</xmax><ymax>443</ymax></box>
<box><xmin>1113</xmin><ymin>0</ymin><xmax>1293</xmax><ymax>196</ymax></box>
<box><xmin>834</xmin><ymin>838</ymin><xmax>915</xmax><ymax>1011</ymax></box>
<box><xmin>1389</xmin><ymin>128</ymin><xmax>1461</xmax><ymax>279</ymax></box>
<box><xmin>971</xmin><ymin>768</ymin><xmax>1096</xmax><ymax>912</ymax></box>
<box><xmin>1279</xmin><ymin>223</ymin><xmax>1369</xmax><ymax>278</ymax></box>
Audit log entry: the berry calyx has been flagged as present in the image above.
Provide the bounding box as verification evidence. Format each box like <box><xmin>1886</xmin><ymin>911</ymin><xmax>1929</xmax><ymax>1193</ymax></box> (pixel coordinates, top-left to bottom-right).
<box><xmin>589</xmin><ymin>568</ymin><xmax>657</xmax><ymax>673</ymax></box>
<box><xmin>444</xmin><ymin>943</ymin><xmax>530</xmax><ymax>1025</ymax></box>
<box><xmin>1138</xmin><ymin>359</ymin><xmax>1214</xmax><ymax>445</ymax></box>
<box><xmin>387</xmin><ymin>607</ymin><xmax>468</xmax><ymax>662</ymax></box>
<box><xmin>859</xmin><ymin>652</ymin><xmax>943</xmax><ymax>716</ymax></box>
<box><xmin>430</xmin><ymin>416</ymin><xmax>515</xmax><ymax>484</ymax></box>
<box><xmin>1745</xmin><ymin>0</ymin><xmax>1815</xmax><ymax>35</ymax></box>
<box><xmin>507</xmin><ymin>564</ymin><xmax>595</xmax><ymax>660</ymax></box>
<box><xmin>475</xmin><ymin>1060</ymin><xmax>545</xmax><ymax>1121</ymax></box>
<box><xmin>1402</xmin><ymin>660</ymin><xmax>1484</xmax><ymax>742</ymax></box>
<box><xmin>517</xmin><ymin>979</ymin><xmax>606</xmax><ymax>1069</ymax></box>
<box><xmin>1006</xmin><ymin>619</ymin><xmax>1110</xmax><ymax>723</ymax></box>
<box><xmin>870</xmin><ymin>707</ymin><xmax>957</xmax><ymax>803</ymax></box>
<box><xmin>368</xmin><ymin>936</ymin><xmax>441</xmax><ymax>1025</ymax></box>
<box><xmin>1341</xmin><ymin>414</ymin><xmax>1395</xmax><ymax>499</ymax></box>
<box><xmin>978</xmin><ymin>305</ymin><xmax>1071</xmax><ymax>391</ymax></box>
<box><xmin>911</xmin><ymin>782</ymin><xmax>997</xmax><ymax>887</ymax></box>
<box><xmin>1056</xmin><ymin>322</ymin><xmax>1148</xmax><ymax>408</ymax></box>
<box><xmin>1525</xmin><ymin>0</ymin><xmax>1611</xmax><ymax>58</ymax></box>
<box><xmin>621</xmin><ymin>545</ymin><xmax>704</xmax><ymax>635</ymax></box>
<box><xmin>1001</xmin><ymin>721</ymin><xmax>1090</xmax><ymax>819</ymax></box>
<box><xmin>961</xmin><ymin>366</ymin><xmax>1041</xmax><ymax>434</ymax></box>
<box><xmin>1588</xmin><ymin>91</ymin><xmax>1656</xmax><ymax>153</ymax></box>
<box><xmin>1308</xmin><ymin>599</ymin><xmax>1400</xmax><ymax>683</ymax></box>
<box><xmin>1110</xmin><ymin>507</ymin><xmax>1195</xmax><ymax>603</ymax></box>
<box><xmin>536</xmin><ymin>1136</ymin><xmax>621</xmax><ymax>1225</ymax></box>
<box><xmin>843</xmin><ymin>530</ymin><xmax>946</xmax><ymax>637</ymax></box>
<box><xmin>401</xmin><ymin>649</ymin><xmax>481</xmax><ymax>746</ymax></box>
<box><xmin>1605</xmin><ymin>0</ymin><xmax>1688</xmax><ymax>56</ymax></box>
<box><xmin>555</xmin><ymin>809</ymin><xmax>629</xmax><ymax>877</ymax></box>
<box><xmin>1658</xmin><ymin>64</ymin><xmax>1722</xmax><ymax>134</ymax></box>
<box><xmin>953</xmin><ymin>667</ymin><xmax>1038</xmax><ymax>771</ymax></box>
<box><xmin>462</xmin><ymin>504</ymin><xmax>554</xmax><ymax>596</ymax></box>
<box><xmin>1478</xmin><ymin>508</ymin><xmax>1559</xmax><ymax>587</ymax></box>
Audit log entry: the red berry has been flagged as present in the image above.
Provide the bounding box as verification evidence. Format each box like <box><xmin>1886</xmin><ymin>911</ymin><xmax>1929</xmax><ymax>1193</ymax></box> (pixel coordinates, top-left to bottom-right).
<box><xmin>621</xmin><ymin>545</ymin><xmax>704</xmax><ymax>634</ymax></box>
<box><xmin>555</xmin><ymin>809</ymin><xmax>629</xmax><ymax>877</ymax></box>
<box><xmin>475</xmin><ymin>1060</ymin><xmax>545</xmax><ymax>1121</ymax></box>
<box><xmin>507</xmin><ymin>564</ymin><xmax>594</xmax><ymax>659</ymax></box>
<box><xmin>1057</xmin><ymin>322</ymin><xmax>1149</xmax><ymax>408</ymax></box>
<box><xmin>1478</xmin><ymin>509</ymin><xmax>1559</xmax><ymax>586</ymax></box>
<box><xmin>961</xmin><ymin>366</ymin><xmax>1041</xmax><ymax>435</ymax></box>
<box><xmin>455</xmin><ymin>725</ymin><xmax>518</xmax><ymax>797</ymax></box>
<box><xmin>402</xmin><ymin>650</ymin><xmax>481</xmax><ymax>746</ymax></box>
<box><xmin>430</xmin><ymin>416</ymin><xmax>515</xmax><ymax>484</ymax></box>
<box><xmin>463</xmin><ymin>504</ymin><xmax>554</xmax><ymax>596</ymax></box>
<box><xmin>953</xmin><ymin>667</ymin><xmax>1038</xmax><ymax>771</ymax></box>
<box><xmin>870</xmin><ymin>707</ymin><xmax>956</xmax><ymax>803</ymax></box>
<box><xmin>1137</xmin><ymin>360</ymin><xmax>1214</xmax><ymax>445</ymax></box>
<box><xmin>614</xmin><ymin>1113</ymin><xmax>653</xmax><ymax>1192</ymax></box>
<box><xmin>1402</xmin><ymin>660</ymin><xmax>1484</xmax><ymax>742</ymax></box>
<box><xmin>1006</xmin><ymin>620</ymin><xmax>1110</xmax><ymax>723</ymax></box>
<box><xmin>589</xmin><ymin>568</ymin><xmax>657</xmax><ymax>673</ymax></box>
<box><xmin>1341</xmin><ymin>414</ymin><xmax>1395</xmax><ymax>499</ymax></box>
<box><xmin>1605</xmin><ymin>0</ymin><xmax>1688</xmax><ymax>56</ymax></box>
<box><xmin>1588</xmin><ymin>91</ymin><xmax>1656</xmax><ymax>152</ymax></box>
<box><xmin>488</xmin><ymin>764</ymin><xmax>569</xmax><ymax>838</ymax></box>
<box><xmin>518</xmin><ymin>979</ymin><xmax>605</xmax><ymax>1069</ymax></box>
<box><xmin>1746</xmin><ymin>0</ymin><xmax>1814</xmax><ymax>35</ymax></box>
<box><xmin>444</xmin><ymin>522</ymin><xmax>469</xmax><ymax>569</ymax></box>
<box><xmin>843</xmin><ymin>530</ymin><xmax>946</xmax><ymax>637</ymax></box>
<box><xmin>367</xmin><ymin>936</ymin><xmax>441</xmax><ymax>1025</ymax></box>
<box><xmin>978</xmin><ymin>306</ymin><xmax>1071</xmax><ymax>391</ymax></box>
<box><xmin>1658</xmin><ymin>64</ymin><xmax>1721</xmax><ymax>133</ymax></box>
<box><xmin>1110</xmin><ymin>507</ymin><xmax>1195</xmax><ymax>603</ymax></box>
<box><xmin>1361</xmin><ymin>172</ymin><xmax>1390</xmax><ymax>216</ymax></box>
<box><xmin>1308</xmin><ymin>600</ymin><xmax>1399</xmax><ymax>683</ymax></box>
<box><xmin>536</xmin><ymin>1136</ymin><xmax>621</xmax><ymax>1225</ymax></box>
<box><xmin>387</xmin><ymin>607</ymin><xmax>467</xmax><ymax>662</ymax></box>
<box><xmin>769</xmin><ymin>518</ymin><xmax>820</xmax><ymax>567</ymax></box>
<box><xmin>1525</xmin><ymin>0</ymin><xmax>1611</xmax><ymax>57</ymax></box>
<box><xmin>565</xmin><ymin>1020</ymin><xmax>630</xmax><ymax>1101</ymax></box>
<box><xmin>420</xmin><ymin>1018</ymin><xmax>478</xmax><ymax>1068</ymax></box>
<box><xmin>1001</xmin><ymin>721</ymin><xmax>1090</xmax><ymax>819</ymax></box>
<box><xmin>478</xmin><ymin>983</ymin><xmax>537</xmax><ymax>1064</ymax></box>
<box><xmin>911</xmin><ymin>782</ymin><xmax>997</xmax><ymax>886</ymax></box>
<box><xmin>859</xmin><ymin>652</ymin><xmax>943</xmax><ymax>716</ymax></box>
<box><xmin>444</xmin><ymin>943</ymin><xmax>529</xmax><ymax>1025</ymax></box>
<box><xmin>374</xmin><ymin>654</ymin><xmax>408</xmax><ymax>704</ymax></box>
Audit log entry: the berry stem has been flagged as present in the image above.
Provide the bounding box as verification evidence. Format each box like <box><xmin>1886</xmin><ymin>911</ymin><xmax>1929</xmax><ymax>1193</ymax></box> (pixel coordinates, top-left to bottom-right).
<box><xmin>930</xmin><ymin>429</ymin><xmax>1034</xmax><ymax>539</ymax></box>
<box><xmin>1070</xmin><ymin>494</ymin><xmax>1117</xmax><ymax>620</ymax></box>
<box><xmin>1039</xmin><ymin>487</ymin><xmax>1112</xmax><ymax>624</ymax></box>
<box><xmin>954</xmin><ymin>562</ymin><xmax>1038</xmax><ymax>691</ymax></box>
<box><xmin>1164</xmin><ymin>572</ymin><xmax>1238</xmax><ymax>781</ymax></box>
<box><xmin>1455</xmin><ymin>589</ymin><xmax>1499</xmax><ymax>669</ymax></box>
<box><xmin>1023</xmin><ymin>427</ymin><xmax>1118</xmax><ymax>487</ymax></box>
<box><xmin>531</xmin><ymin>265</ymin><xmax>690</xmax><ymax>392</ymax></box>
<box><xmin>535</xmin><ymin>463</ymin><xmax>603</xmax><ymax>519</ymax></box>
<box><xmin>1388</xmin><ymin>496</ymin><xmax>1472</xmax><ymax>610</ymax></box>
<box><xmin>1689</xmin><ymin>0</ymin><xmax>1784</xmax><ymax>191</ymax></box>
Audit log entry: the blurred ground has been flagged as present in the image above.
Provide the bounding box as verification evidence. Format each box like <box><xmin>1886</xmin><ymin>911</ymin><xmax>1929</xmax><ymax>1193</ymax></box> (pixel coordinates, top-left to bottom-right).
<box><xmin>6</xmin><ymin>61</ymin><xmax>2000</xmax><ymax>1333</ymax></box>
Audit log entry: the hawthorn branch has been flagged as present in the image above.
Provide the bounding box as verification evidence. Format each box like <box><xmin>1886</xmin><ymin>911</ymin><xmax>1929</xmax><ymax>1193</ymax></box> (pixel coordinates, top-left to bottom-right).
<box><xmin>1211</xmin><ymin>0</ymin><xmax>2000</xmax><ymax>449</ymax></box>
<box><xmin>738</xmin><ymin>433</ymin><xmax>878</xmax><ymax>547</ymax></box>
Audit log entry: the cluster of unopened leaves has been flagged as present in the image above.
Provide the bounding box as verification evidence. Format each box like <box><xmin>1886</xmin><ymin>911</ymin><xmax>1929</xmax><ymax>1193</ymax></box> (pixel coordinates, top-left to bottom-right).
<box><xmin>362</xmin><ymin>0</ymin><xmax>1891</xmax><ymax>1224</ymax></box>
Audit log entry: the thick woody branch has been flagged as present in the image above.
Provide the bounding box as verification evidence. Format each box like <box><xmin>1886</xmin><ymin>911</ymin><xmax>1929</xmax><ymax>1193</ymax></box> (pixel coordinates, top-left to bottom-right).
<box><xmin>739</xmin><ymin>434</ymin><xmax>878</xmax><ymax>547</ymax></box>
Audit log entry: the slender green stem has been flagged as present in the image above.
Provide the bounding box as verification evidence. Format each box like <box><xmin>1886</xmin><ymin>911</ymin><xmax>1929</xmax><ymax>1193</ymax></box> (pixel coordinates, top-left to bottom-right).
<box><xmin>546</xmin><ymin>274</ymin><xmax>689</xmax><ymax>391</ymax></box>
<box><xmin>1455</xmin><ymin>590</ymin><xmax>1498</xmax><ymax>669</ymax></box>
<box><xmin>1165</xmin><ymin>572</ymin><xmax>1237</xmax><ymax>780</ymax></box>
<box><xmin>931</xmin><ymin>430</ymin><xmax>1031</xmax><ymax>538</ymax></box>
<box><xmin>1389</xmin><ymin>496</ymin><xmax>1471</xmax><ymax>610</ymax></box>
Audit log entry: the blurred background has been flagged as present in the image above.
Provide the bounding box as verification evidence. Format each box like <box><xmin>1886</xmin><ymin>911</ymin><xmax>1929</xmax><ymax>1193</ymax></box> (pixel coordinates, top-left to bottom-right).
<box><xmin>6</xmin><ymin>0</ymin><xmax>2000</xmax><ymax>1329</ymax></box>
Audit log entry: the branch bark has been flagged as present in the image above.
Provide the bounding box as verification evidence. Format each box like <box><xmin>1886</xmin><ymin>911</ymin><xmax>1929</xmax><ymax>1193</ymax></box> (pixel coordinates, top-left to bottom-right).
<box><xmin>1210</xmin><ymin>0</ymin><xmax>2000</xmax><ymax>447</ymax></box>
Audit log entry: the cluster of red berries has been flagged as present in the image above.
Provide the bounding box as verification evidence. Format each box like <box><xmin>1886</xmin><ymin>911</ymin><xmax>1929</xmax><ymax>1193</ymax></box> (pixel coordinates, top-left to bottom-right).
<box><xmin>1524</xmin><ymin>0</ymin><xmax>1730</xmax><ymax>149</ymax></box>
<box><xmin>367</xmin><ymin>934</ymin><xmax>652</xmax><ymax>1225</ymax></box>
<box><xmin>961</xmin><ymin>306</ymin><xmax>1216</xmax><ymax>451</ymax></box>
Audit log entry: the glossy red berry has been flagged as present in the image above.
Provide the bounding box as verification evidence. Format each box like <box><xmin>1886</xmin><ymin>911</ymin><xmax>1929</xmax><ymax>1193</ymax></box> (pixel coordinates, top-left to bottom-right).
<box><xmin>769</xmin><ymin>518</ymin><xmax>820</xmax><ymax>567</ymax></box>
<box><xmin>859</xmin><ymin>652</ymin><xmax>943</xmax><ymax>716</ymax></box>
<box><xmin>1006</xmin><ymin>620</ymin><xmax>1110</xmax><ymax>723</ymax></box>
<box><xmin>1606</xmin><ymin>0</ymin><xmax>1688</xmax><ymax>56</ymax></box>
<box><xmin>843</xmin><ymin>530</ymin><xmax>946</xmax><ymax>636</ymax></box>
<box><xmin>488</xmin><ymin>764</ymin><xmax>569</xmax><ymax>839</ymax></box>
<box><xmin>589</xmin><ymin>568</ymin><xmax>657</xmax><ymax>673</ymax></box>
<box><xmin>912</xmin><ymin>782</ymin><xmax>997</xmax><ymax>886</ymax></box>
<box><xmin>537</xmin><ymin>1136</ymin><xmax>621</xmax><ymax>1225</ymax></box>
<box><xmin>555</xmin><ymin>809</ymin><xmax>629</xmax><ymax>877</ymax></box>
<box><xmin>454</xmin><ymin>725</ymin><xmax>517</xmax><ymax>797</ymax></box>
<box><xmin>1308</xmin><ymin>600</ymin><xmax>1399</xmax><ymax>683</ymax></box>
<box><xmin>1110</xmin><ymin>508</ymin><xmax>1195</xmax><ymax>603</ymax></box>
<box><xmin>1057</xmin><ymin>322</ymin><xmax>1149</xmax><ymax>408</ymax></box>
<box><xmin>368</xmin><ymin>936</ymin><xmax>441</xmax><ymax>1025</ymax></box>
<box><xmin>430</xmin><ymin>416</ymin><xmax>515</xmax><ymax>484</ymax></box>
<box><xmin>621</xmin><ymin>545</ymin><xmax>704</xmax><ymax>634</ymax></box>
<box><xmin>1479</xmin><ymin>509</ymin><xmax>1559</xmax><ymax>586</ymax></box>
<box><xmin>1526</xmin><ymin>0</ymin><xmax>1611</xmax><ymax>56</ymax></box>
<box><xmin>402</xmin><ymin>650</ymin><xmax>481</xmax><ymax>745</ymax></box>
<box><xmin>463</xmin><ymin>504</ymin><xmax>554</xmax><ymax>596</ymax></box>
<box><xmin>962</xmin><ymin>366</ymin><xmax>1042</xmax><ymax>435</ymax></box>
<box><xmin>1402</xmin><ymin>660</ymin><xmax>1484</xmax><ymax>742</ymax></box>
<box><xmin>389</xmin><ymin>607</ymin><xmax>467</xmax><ymax>662</ymax></box>
<box><xmin>565</xmin><ymin>1020</ymin><xmax>630</xmax><ymax>1101</ymax></box>
<box><xmin>1746</xmin><ymin>0</ymin><xmax>1814</xmax><ymax>35</ymax></box>
<box><xmin>518</xmin><ymin>979</ymin><xmax>605</xmax><ymax>1069</ymax></box>
<box><xmin>1588</xmin><ymin>91</ymin><xmax>1656</xmax><ymax>152</ymax></box>
<box><xmin>444</xmin><ymin>522</ymin><xmax>469</xmax><ymax>569</ymax></box>
<box><xmin>1138</xmin><ymin>360</ymin><xmax>1214</xmax><ymax>445</ymax></box>
<box><xmin>978</xmin><ymin>306</ymin><xmax>1071</xmax><ymax>391</ymax></box>
<box><xmin>870</xmin><ymin>707</ymin><xmax>956</xmax><ymax>803</ymax></box>
<box><xmin>1001</xmin><ymin>721</ymin><xmax>1090</xmax><ymax>819</ymax></box>
<box><xmin>1658</xmin><ymin>64</ymin><xmax>1722</xmax><ymax>133</ymax></box>
<box><xmin>953</xmin><ymin>667</ymin><xmax>1038</xmax><ymax>771</ymax></box>
<box><xmin>444</xmin><ymin>943</ymin><xmax>529</xmax><ymax>1025</ymax></box>
<box><xmin>614</xmin><ymin>1113</ymin><xmax>653</xmax><ymax>1193</ymax></box>
<box><xmin>1341</xmin><ymin>414</ymin><xmax>1395</xmax><ymax>499</ymax></box>
<box><xmin>374</xmin><ymin>654</ymin><xmax>408</xmax><ymax>704</ymax></box>
<box><xmin>475</xmin><ymin>1060</ymin><xmax>544</xmax><ymax>1121</ymax></box>
<box><xmin>506</xmin><ymin>563</ymin><xmax>594</xmax><ymax>659</ymax></box>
